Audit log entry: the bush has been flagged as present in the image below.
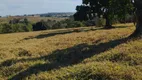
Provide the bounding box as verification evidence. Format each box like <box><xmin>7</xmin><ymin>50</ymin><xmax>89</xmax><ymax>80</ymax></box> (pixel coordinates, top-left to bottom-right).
<box><xmin>33</xmin><ymin>20</ymin><xmax>47</xmax><ymax>31</ymax></box>
<box><xmin>0</xmin><ymin>22</ymin><xmax>33</xmax><ymax>34</ymax></box>
<box><xmin>0</xmin><ymin>18</ymin><xmax>33</xmax><ymax>34</ymax></box>
<box><xmin>26</xmin><ymin>23</ymin><xmax>33</xmax><ymax>31</ymax></box>
<box><xmin>11</xmin><ymin>23</ymin><xmax>33</xmax><ymax>32</ymax></box>
<box><xmin>11</xmin><ymin>24</ymin><xmax>27</xmax><ymax>32</ymax></box>
<box><xmin>52</xmin><ymin>19</ymin><xmax>85</xmax><ymax>29</ymax></box>
<box><xmin>95</xmin><ymin>17</ymin><xmax>106</xmax><ymax>27</ymax></box>
<box><xmin>0</xmin><ymin>24</ymin><xmax>12</xmax><ymax>33</ymax></box>
<box><xmin>46</xmin><ymin>20</ymin><xmax>57</xmax><ymax>29</ymax></box>
<box><xmin>52</xmin><ymin>22</ymin><xmax>67</xmax><ymax>29</ymax></box>
<box><xmin>84</xmin><ymin>20</ymin><xmax>96</xmax><ymax>26</ymax></box>
<box><xmin>70</xmin><ymin>21</ymin><xmax>85</xmax><ymax>28</ymax></box>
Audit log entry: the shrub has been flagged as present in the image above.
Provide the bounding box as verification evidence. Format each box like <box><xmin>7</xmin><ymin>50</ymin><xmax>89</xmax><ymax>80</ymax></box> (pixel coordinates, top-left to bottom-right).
<box><xmin>33</xmin><ymin>20</ymin><xmax>47</xmax><ymax>31</ymax></box>
<box><xmin>26</xmin><ymin>23</ymin><xmax>33</xmax><ymax>31</ymax></box>
<box><xmin>52</xmin><ymin>19</ymin><xmax>85</xmax><ymax>29</ymax></box>
<box><xmin>0</xmin><ymin>22</ymin><xmax>33</xmax><ymax>34</ymax></box>
<box><xmin>46</xmin><ymin>20</ymin><xmax>57</xmax><ymax>29</ymax></box>
<box><xmin>11</xmin><ymin>23</ymin><xmax>32</xmax><ymax>32</ymax></box>
<box><xmin>71</xmin><ymin>21</ymin><xmax>85</xmax><ymax>27</ymax></box>
<box><xmin>95</xmin><ymin>18</ymin><xmax>106</xmax><ymax>27</ymax></box>
<box><xmin>0</xmin><ymin>24</ymin><xmax>12</xmax><ymax>33</ymax></box>
<box><xmin>84</xmin><ymin>20</ymin><xmax>96</xmax><ymax>26</ymax></box>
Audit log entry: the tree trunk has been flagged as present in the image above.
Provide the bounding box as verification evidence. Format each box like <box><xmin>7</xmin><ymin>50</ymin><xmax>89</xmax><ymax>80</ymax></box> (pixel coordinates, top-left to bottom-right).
<box><xmin>130</xmin><ymin>0</ymin><xmax>142</xmax><ymax>38</ymax></box>
<box><xmin>104</xmin><ymin>13</ymin><xmax>113</xmax><ymax>29</ymax></box>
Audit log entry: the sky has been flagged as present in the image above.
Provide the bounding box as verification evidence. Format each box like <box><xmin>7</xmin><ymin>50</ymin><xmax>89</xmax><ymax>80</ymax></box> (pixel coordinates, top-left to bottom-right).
<box><xmin>0</xmin><ymin>0</ymin><xmax>82</xmax><ymax>16</ymax></box>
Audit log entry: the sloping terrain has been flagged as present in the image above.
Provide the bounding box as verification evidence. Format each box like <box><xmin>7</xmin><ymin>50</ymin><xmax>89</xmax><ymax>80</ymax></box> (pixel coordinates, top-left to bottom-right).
<box><xmin>0</xmin><ymin>23</ymin><xmax>142</xmax><ymax>80</ymax></box>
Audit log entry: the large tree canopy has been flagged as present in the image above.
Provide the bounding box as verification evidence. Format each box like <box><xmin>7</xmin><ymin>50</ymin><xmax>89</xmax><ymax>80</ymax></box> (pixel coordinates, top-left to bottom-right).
<box><xmin>74</xmin><ymin>0</ymin><xmax>142</xmax><ymax>38</ymax></box>
<box><xmin>74</xmin><ymin>5</ymin><xmax>91</xmax><ymax>21</ymax></box>
<box><xmin>74</xmin><ymin>0</ymin><xmax>134</xmax><ymax>29</ymax></box>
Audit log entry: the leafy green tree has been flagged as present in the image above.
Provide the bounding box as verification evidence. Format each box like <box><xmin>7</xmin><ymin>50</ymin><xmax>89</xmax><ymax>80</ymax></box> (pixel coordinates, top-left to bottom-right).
<box><xmin>76</xmin><ymin>0</ymin><xmax>133</xmax><ymax>29</ymax></box>
<box><xmin>74</xmin><ymin>5</ymin><xmax>91</xmax><ymax>21</ymax></box>
<box><xmin>75</xmin><ymin>0</ymin><xmax>142</xmax><ymax>37</ymax></box>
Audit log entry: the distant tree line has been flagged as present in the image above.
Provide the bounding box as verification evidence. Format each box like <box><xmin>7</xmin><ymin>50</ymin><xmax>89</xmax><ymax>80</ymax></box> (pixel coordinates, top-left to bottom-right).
<box><xmin>33</xmin><ymin>19</ymin><xmax>85</xmax><ymax>31</ymax></box>
<box><xmin>0</xmin><ymin>13</ymin><xmax>135</xmax><ymax>34</ymax></box>
<box><xmin>0</xmin><ymin>17</ymin><xmax>97</xmax><ymax>33</ymax></box>
<box><xmin>32</xmin><ymin>17</ymin><xmax>110</xmax><ymax>31</ymax></box>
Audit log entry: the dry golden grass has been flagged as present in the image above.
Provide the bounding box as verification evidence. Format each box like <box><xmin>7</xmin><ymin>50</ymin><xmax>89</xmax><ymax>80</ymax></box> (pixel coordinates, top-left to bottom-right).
<box><xmin>0</xmin><ymin>23</ymin><xmax>142</xmax><ymax>80</ymax></box>
<box><xmin>0</xmin><ymin>24</ymin><xmax>133</xmax><ymax>60</ymax></box>
<box><xmin>0</xmin><ymin>16</ymin><xmax>66</xmax><ymax>23</ymax></box>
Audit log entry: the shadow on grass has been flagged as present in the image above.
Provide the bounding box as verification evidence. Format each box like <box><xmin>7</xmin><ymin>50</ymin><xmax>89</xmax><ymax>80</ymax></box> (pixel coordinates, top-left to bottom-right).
<box><xmin>23</xmin><ymin>28</ymin><xmax>103</xmax><ymax>40</ymax></box>
<box><xmin>114</xmin><ymin>26</ymin><xmax>129</xmax><ymax>28</ymax></box>
<box><xmin>7</xmin><ymin>37</ymin><xmax>131</xmax><ymax>80</ymax></box>
<box><xmin>22</xmin><ymin>25</ymin><xmax>128</xmax><ymax>41</ymax></box>
<box><xmin>24</xmin><ymin>30</ymin><xmax>76</xmax><ymax>40</ymax></box>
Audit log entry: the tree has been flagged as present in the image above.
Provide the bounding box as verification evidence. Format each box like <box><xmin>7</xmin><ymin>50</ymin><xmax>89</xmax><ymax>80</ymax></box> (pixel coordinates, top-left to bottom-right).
<box><xmin>130</xmin><ymin>0</ymin><xmax>142</xmax><ymax>37</ymax></box>
<box><xmin>81</xmin><ymin>0</ymin><xmax>115</xmax><ymax>28</ymax></box>
<box><xmin>74</xmin><ymin>5</ymin><xmax>91</xmax><ymax>21</ymax></box>
<box><xmin>75</xmin><ymin>0</ymin><xmax>133</xmax><ymax>29</ymax></box>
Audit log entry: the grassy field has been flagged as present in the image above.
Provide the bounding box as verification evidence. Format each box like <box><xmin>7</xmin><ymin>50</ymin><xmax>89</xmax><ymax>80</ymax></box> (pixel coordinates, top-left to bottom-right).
<box><xmin>0</xmin><ymin>23</ymin><xmax>142</xmax><ymax>80</ymax></box>
<box><xmin>0</xmin><ymin>16</ymin><xmax>66</xmax><ymax>23</ymax></box>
